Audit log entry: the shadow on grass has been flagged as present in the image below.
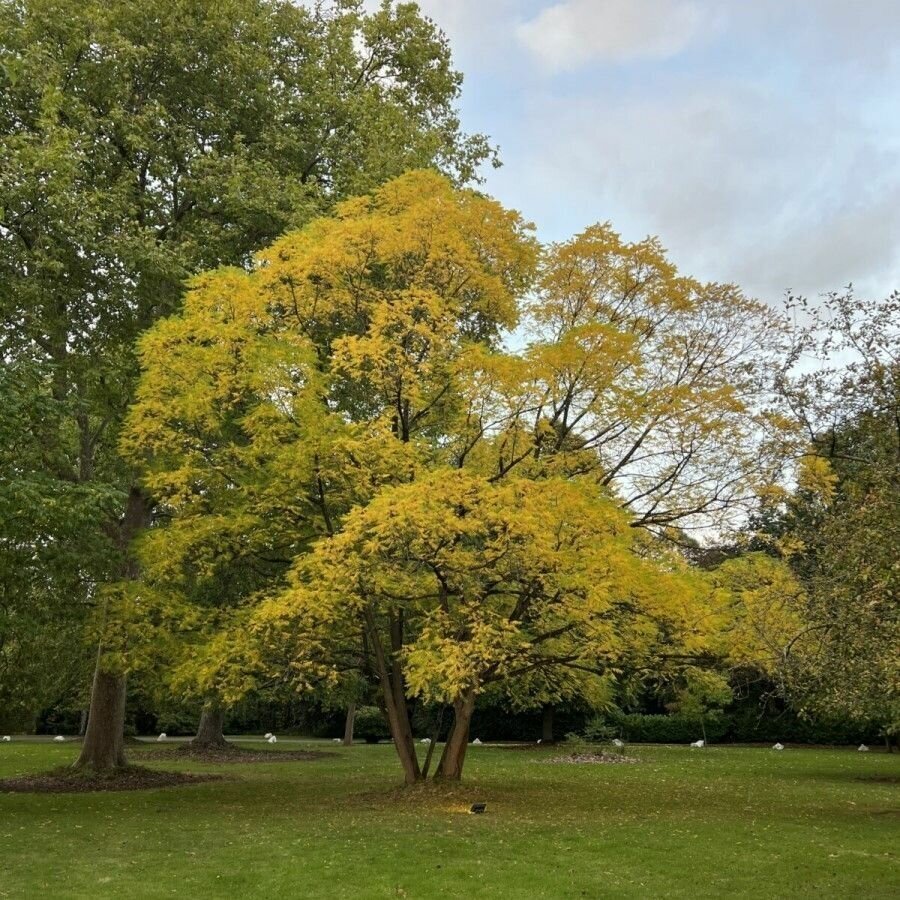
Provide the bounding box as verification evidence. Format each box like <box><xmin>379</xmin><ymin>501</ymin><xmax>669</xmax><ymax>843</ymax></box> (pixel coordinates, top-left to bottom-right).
<box><xmin>0</xmin><ymin>765</ymin><xmax>226</xmax><ymax>794</ymax></box>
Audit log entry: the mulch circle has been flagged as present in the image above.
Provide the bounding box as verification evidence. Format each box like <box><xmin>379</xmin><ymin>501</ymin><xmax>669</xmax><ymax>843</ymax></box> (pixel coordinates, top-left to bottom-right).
<box><xmin>541</xmin><ymin>752</ymin><xmax>640</xmax><ymax>765</ymax></box>
<box><xmin>489</xmin><ymin>743</ymin><xmax>560</xmax><ymax>751</ymax></box>
<box><xmin>137</xmin><ymin>744</ymin><xmax>335</xmax><ymax>764</ymax></box>
<box><xmin>0</xmin><ymin>766</ymin><xmax>224</xmax><ymax>794</ymax></box>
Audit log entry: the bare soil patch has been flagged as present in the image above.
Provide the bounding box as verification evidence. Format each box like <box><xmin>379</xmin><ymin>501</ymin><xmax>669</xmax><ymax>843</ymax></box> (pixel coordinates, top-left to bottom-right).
<box><xmin>138</xmin><ymin>744</ymin><xmax>334</xmax><ymax>764</ymax></box>
<box><xmin>0</xmin><ymin>765</ymin><xmax>223</xmax><ymax>794</ymax></box>
<box><xmin>856</xmin><ymin>775</ymin><xmax>899</xmax><ymax>785</ymax></box>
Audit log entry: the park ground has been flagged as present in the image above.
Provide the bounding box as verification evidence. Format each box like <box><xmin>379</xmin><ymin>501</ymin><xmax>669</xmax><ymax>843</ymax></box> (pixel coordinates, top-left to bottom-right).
<box><xmin>0</xmin><ymin>739</ymin><xmax>897</xmax><ymax>898</ymax></box>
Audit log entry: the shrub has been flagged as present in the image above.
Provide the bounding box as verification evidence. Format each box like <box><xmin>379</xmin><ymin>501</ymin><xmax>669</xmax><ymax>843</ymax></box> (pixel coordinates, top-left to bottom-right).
<box><xmin>354</xmin><ymin>706</ymin><xmax>391</xmax><ymax>744</ymax></box>
<box><xmin>584</xmin><ymin>708</ymin><xmax>882</xmax><ymax>745</ymax></box>
<box><xmin>582</xmin><ymin>719</ymin><xmax>616</xmax><ymax>743</ymax></box>
<box><xmin>585</xmin><ymin>711</ymin><xmax>727</xmax><ymax>744</ymax></box>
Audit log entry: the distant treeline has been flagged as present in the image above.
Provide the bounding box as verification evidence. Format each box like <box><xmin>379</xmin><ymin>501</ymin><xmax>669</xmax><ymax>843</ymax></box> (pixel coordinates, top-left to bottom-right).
<box><xmin>28</xmin><ymin>694</ymin><xmax>883</xmax><ymax>747</ymax></box>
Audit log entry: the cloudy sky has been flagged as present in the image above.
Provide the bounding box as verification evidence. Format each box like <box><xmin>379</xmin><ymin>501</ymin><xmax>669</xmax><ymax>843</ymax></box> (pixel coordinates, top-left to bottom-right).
<box><xmin>412</xmin><ymin>0</ymin><xmax>900</xmax><ymax>305</ymax></box>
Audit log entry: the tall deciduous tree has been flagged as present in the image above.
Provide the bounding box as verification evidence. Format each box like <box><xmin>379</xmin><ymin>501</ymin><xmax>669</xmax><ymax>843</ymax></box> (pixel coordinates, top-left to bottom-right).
<box><xmin>0</xmin><ymin>0</ymin><xmax>494</xmax><ymax>768</ymax></box>
<box><xmin>124</xmin><ymin>172</ymin><xmax>792</xmax><ymax>781</ymax></box>
<box><xmin>0</xmin><ymin>362</ymin><xmax>118</xmax><ymax>729</ymax></box>
<box><xmin>767</xmin><ymin>292</ymin><xmax>899</xmax><ymax>740</ymax></box>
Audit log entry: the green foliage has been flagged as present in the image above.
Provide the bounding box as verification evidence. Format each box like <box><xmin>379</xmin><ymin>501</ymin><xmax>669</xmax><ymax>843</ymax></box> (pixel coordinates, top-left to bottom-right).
<box><xmin>0</xmin><ymin>361</ymin><xmax>121</xmax><ymax>725</ymax></box>
<box><xmin>152</xmin><ymin>706</ymin><xmax>202</xmax><ymax>737</ymax></box>
<box><xmin>587</xmin><ymin>711</ymin><xmax>729</xmax><ymax>744</ymax></box>
<box><xmin>724</xmin><ymin>706</ymin><xmax>883</xmax><ymax>745</ymax></box>
<box><xmin>0</xmin><ymin>0</ymin><xmax>493</xmax><ymax>706</ymax></box>
<box><xmin>584</xmin><ymin>707</ymin><xmax>883</xmax><ymax>746</ymax></box>
<box><xmin>668</xmin><ymin>669</ymin><xmax>733</xmax><ymax>724</ymax></box>
<box><xmin>767</xmin><ymin>292</ymin><xmax>899</xmax><ymax>736</ymax></box>
<box><xmin>354</xmin><ymin>706</ymin><xmax>391</xmax><ymax>744</ymax></box>
<box><xmin>581</xmin><ymin>719</ymin><xmax>617</xmax><ymax>743</ymax></box>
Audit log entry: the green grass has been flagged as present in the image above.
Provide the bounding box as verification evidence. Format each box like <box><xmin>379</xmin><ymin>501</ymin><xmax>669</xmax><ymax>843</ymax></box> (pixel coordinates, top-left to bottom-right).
<box><xmin>0</xmin><ymin>740</ymin><xmax>897</xmax><ymax>898</ymax></box>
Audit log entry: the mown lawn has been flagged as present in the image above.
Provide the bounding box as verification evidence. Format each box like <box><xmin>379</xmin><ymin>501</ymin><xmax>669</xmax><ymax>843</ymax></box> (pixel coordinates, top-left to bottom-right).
<box><xmin>0</xmin><ymin>739</ymin><xmax>897</xmax><ymax>898</ymax></box>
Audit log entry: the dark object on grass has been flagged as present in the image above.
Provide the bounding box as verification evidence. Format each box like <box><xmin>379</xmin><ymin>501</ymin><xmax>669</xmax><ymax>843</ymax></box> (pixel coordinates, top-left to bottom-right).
<box><xmin>470</xmin><ymin>803</ymin><xmax>486</xmax><ymax>814</ymax></box>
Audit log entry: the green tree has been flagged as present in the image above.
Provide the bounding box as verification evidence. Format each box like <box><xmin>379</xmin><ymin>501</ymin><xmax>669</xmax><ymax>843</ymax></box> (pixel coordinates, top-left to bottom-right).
<box><xmin>770</xmin><ymin>292</ymin><xmax>899</xmax><ymax>741</ymax></box>
<box><xmin>0</xmin><ymin>0</ymin><xmax>493</xmax><ymax>769</ymax></box>
<box><xmin>0</xmin><ymin>361</ymin><xmax>118</xmax><ymax>730</ymax></box>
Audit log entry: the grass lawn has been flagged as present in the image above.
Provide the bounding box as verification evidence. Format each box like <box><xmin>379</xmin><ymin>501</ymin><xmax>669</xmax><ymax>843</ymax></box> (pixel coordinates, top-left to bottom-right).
<box><xmin>0</xmin><ymin>740</ymin><xmax>897</xmax><ymax>898</ymax></box>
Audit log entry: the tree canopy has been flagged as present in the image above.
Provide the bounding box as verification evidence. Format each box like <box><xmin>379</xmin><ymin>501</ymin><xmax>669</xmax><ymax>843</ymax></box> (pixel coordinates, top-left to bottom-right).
<box><xmin>0</xmin><ymin>0</ymin><xmax>495</xmax><ymax>760</ymax></box>
<box><xmin>123</xmin><ymin>171</ymin><xmax>798</xmax><ymax>780</ymax></box>
<box><xmin>763</xmin><ymin>292</ymin><xmax>899</xmax><ymax>738</ymax></box>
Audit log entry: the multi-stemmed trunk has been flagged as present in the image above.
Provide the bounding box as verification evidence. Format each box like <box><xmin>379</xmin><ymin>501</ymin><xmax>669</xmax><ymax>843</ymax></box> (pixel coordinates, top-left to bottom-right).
<box><xmin>73</xmin><ymin>487</ymin><xmax>151</xmax><ymax>772</ymax></box>
<box><xmin>191</xmin><ymin>703</ymin><xmax>229</xmax><ymax>750</ymax></box>
<box><xmin>435</xmin><ymin>692</ymin><xmax>476</xmax><ymax>780</ymax></box>
<box><xmin>363</xmin><ymin>603</ymin><xmax>483</xmax><ymax>784</ymax></box>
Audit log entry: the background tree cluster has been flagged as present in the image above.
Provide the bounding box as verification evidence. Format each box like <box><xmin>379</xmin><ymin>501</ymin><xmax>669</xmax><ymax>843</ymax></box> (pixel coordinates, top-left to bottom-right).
<box><xmin>0</xmin><ymin>0</ymin><xmax>494</xmax><ymax>761</ymax></box>
<box><xmin>760</xmin><ymin>291</ymin><xmax>899</xmax><ymax>739</ymax></box>
<box><xmin>1</xmin><ymin>0</ymin><xmax>895</xmax><ymax>778</ymax></box>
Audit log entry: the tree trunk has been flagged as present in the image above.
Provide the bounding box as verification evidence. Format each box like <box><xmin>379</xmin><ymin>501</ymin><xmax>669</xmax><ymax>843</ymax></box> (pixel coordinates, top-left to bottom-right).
<box><xmin>382</xmin><ymin>688</ymin><xmax>420</xmax><ymax>784</ymax></box>
<box><xmin>342</xmin><ymin>702</ymin><xmax>356</xmax><ymax>746</ymax></box>
<box><xmin>191</xmin><ymin>703</ymin><xmax>229</xmax><ymax>750</ymax></box>
<box><xmin>421</xmin><ymin>705</ymin><xmax>447</xmax><ymax>779</ymax></box>
<box><xmin>78</xmin><ymin>708</ymin><xmax>88</xmax><ymax>737</ymax></box>
<box><xmin>75</xmin><ymin>487</ymin><xmax>152</xmax><ymax>772</ymax></box>
<box><xmin>435</xmin><ymin>692</ymin><xmax>476</xmax><ymax>781</ymax></box>
<box><xmin>74</xmin><ymin>669</ymin><xmax>127</xmax><ymax>770</ymax></box>
<box><xmin>542</xmin><ymin>705</ymin><xmax>555</xmax><ymax>744</ymax></box>
<box><xmin>363</xmin><ymin>606</ymin><xmax>420</xmax><ymax>785</ymax></box>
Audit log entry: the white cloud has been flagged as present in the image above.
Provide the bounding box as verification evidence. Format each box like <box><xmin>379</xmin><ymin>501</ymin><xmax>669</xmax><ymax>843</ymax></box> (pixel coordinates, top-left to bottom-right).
<box><xmin>516</xmin><ymin>0</ymin><xmax>707</xmax><ymax>70</ymax></box>
<box><xmin>491</xmin><ymin>81</ymin><xmax>900</xmax><ymax>301</ymax></box>
<box><xmin>350</xmin><ymin>0</ymin><xmax>900</xmax><ymax>300</ymax></box>
<box><xmin>415</xmin><ymin>0</ymin><xmax>528</xmax><ymax>72</ymax></box>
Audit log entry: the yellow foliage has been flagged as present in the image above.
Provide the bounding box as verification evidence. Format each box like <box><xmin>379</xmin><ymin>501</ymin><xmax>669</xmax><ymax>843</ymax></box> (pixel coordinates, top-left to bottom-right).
<box><xmin>120</xmin><ymin>171</ymin><xmax>794</xmax><ymax>714</ymax></box>
<box><xmin>260</xmin><ymin>470</ymin><xmax>730</xmax><ymax>706</ymax></box>
<box><xmin>796</xmin><ymin>454</ymin><xmax>838</xmax><ymax>503</ymax></box>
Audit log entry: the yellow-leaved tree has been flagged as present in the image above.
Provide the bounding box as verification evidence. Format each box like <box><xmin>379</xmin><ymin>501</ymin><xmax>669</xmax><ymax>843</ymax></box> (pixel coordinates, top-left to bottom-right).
<box><xmin>123</xmin><ymin>171</ymin><xmax>795</xmax><ymax>781</ymax></box>
<box><xmin>257</xmin><ymin>470</ymin><xmax>719</xmax><ymax>782</ymax></box>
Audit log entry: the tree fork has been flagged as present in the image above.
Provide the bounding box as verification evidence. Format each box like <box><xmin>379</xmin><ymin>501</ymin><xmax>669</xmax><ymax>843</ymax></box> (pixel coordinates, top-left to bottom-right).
<box><xmin>435</xmin><ymin>692</ymin><xmax>475</xmax><ymax>781</ymax></box>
